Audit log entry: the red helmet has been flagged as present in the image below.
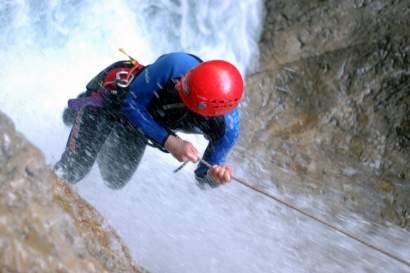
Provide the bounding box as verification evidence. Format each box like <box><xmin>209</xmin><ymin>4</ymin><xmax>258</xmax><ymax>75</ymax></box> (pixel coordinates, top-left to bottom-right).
<box><xmin>177</xmin><ymin>60</ymin><xmax>244</xmax><ymax>116</ymax></box>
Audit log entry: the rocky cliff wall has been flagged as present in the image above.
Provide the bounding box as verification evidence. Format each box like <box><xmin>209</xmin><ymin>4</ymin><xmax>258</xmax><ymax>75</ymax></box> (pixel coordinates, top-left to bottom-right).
<box><xmin>0</xmin><ymin>111</ymin><xmax>146</xmax><ymax>273</ymax></box>
<box><xmin>235</xmin><ymin>0</ymin><xmax>409</xmax><ymax>228</ymax></box>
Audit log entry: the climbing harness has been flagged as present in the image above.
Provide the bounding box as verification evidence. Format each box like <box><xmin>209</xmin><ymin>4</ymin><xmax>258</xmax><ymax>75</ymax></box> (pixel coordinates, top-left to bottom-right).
<box><xmin>68</xmin><ymin>48</ymin><xmax>145</xmax><ymax>109</ymax></box>
<box><xmin>101</xmin><ymin>48</ymin><xmax>144</xmax><ymax>91</ymax></box>
<box><xmin>176</xmin><ymin>159</ymin><xmax>410</xmax><ymax>268</ymax></box>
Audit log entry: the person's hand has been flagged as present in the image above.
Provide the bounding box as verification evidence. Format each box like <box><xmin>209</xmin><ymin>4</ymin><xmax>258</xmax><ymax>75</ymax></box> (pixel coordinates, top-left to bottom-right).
<box><xmin>207</xmin><ymin>165</ymin><xmax>233</xmax><ymax>184</ymax></box>
<box><xmin>164</xmin><ymin>135</ymin><xmax>199</xmax><ymax>162</ymax></box>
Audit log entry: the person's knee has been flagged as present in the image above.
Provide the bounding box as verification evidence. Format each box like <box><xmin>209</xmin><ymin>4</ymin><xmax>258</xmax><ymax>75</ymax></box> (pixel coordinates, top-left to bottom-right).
<box><xmin>102</xmin><ymin>174</ymin><xmax>131</xmax><ymax>190</ymax></box>
<box><xmin>54</xmin><ymin>160</ymin><xmax>89</xmax><ymax>184</ymax></box>
<box><xmin>62</xmin><ymin>107</ymin><xmax>78</xmax><ymax>126</ymax></box>
<box><xmin>98</xmin><ymin>154</ymin><xmax>138</xmax><ymax>190</ymax></box>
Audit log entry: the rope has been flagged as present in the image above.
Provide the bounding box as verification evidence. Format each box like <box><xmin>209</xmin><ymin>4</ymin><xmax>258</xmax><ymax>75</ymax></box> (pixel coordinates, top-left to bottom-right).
<box><xmin>199</xmin><ymin>159</ymin><xmax>410</xmax><ymax>268</ymax></box>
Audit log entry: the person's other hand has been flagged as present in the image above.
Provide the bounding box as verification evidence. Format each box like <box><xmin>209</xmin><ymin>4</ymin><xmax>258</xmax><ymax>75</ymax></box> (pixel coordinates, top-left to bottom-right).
<box><xmin>164</xmin><ymin>135</ymin><xmax>199</xmax><ymax>162</ymax></box>
<box><xmin>207</xmin><ymin>165</ymin><xmax>233</xmax><ymax>184</ymax></box>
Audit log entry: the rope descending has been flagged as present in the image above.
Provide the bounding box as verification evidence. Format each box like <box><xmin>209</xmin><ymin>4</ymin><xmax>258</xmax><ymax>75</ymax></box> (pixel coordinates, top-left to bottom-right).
<box><xmin>198</xmin><ymin>159</ymin><xmax>410</xmax><ymax>268</ymax></box>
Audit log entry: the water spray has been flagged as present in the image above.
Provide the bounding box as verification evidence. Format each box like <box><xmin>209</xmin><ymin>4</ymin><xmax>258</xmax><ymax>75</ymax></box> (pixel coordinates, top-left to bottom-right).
<box><xmin>175</xmin><ymin>159</ymin><xmax>410</xmax><ymax>268</ymax></box>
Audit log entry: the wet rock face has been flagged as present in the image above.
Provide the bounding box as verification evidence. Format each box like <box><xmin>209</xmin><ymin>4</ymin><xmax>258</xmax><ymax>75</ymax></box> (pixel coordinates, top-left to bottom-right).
<box><xmin>237</xmin><ymin>0</ymin><xmax>409</xmax><ymax>228</ymax></box>
<box><xmin>0</xmin><ymin>111</ymin><xmax>145</xmax><ymax>273</ymax></box>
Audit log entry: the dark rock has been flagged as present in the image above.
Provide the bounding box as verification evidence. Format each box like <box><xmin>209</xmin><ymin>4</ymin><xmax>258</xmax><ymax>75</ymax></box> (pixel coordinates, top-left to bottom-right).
<box><xmin>0</xmin><ymin>111</ymin><xmax>147</xmax><ymax>273</ymax></box>
<box><xmin>235</xmin><ymin>0</ymin><xmax>410</xmax><ymax>229</ymax></box>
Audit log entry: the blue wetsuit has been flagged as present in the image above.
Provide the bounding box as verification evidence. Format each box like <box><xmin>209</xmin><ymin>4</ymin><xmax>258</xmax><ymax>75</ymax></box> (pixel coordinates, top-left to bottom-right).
<box><xmin>122</xmin><ymin>52</ymin><xmax>240</xmax><ymax>177</ymax></box>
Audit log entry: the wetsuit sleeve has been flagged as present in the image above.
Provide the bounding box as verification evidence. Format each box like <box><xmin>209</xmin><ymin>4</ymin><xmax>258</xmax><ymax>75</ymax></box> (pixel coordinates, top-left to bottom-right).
<box><xmin>195</xmin><ymin>109</ymin><xmax>240</xmax><ymax>177</ymax></box>
<box><xmin>122</xmin><ymin>53</ymin><xmax>198</xmax><ymax>146</ymax></box>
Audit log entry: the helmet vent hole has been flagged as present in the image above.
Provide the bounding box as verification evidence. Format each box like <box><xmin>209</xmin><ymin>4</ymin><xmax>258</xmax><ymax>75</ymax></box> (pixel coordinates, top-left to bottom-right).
<box><xmin>197</xmin><ymin>102</ymin><xmax>206</xmax><ymax>109</ymax></box>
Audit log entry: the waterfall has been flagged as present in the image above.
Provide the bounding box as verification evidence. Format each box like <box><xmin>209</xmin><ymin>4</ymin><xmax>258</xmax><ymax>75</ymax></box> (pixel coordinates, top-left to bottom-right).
<box><xmin>1</xmin><ymin>1</ymin><xmax>409</xmax><ymax>273</ymax></box>
<box><xmin>0</xmin><ymin>0</ymin><xmax>263</xmax><ymax>161</ymax></box>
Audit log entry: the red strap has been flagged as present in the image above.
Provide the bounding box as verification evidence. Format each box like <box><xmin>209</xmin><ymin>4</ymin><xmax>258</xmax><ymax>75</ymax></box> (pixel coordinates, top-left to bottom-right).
<box><xmin>126</xmin><ymin>62</ymin><xmax>144</xmax><ymax>82</ymax></box>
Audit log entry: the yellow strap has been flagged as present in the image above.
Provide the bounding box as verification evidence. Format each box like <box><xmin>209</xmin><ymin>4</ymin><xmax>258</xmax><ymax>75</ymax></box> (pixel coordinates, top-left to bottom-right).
<box><xmin>119</xmin><ymin>48</ymin><xmax>137</xmax><ymax>65</ymax></box>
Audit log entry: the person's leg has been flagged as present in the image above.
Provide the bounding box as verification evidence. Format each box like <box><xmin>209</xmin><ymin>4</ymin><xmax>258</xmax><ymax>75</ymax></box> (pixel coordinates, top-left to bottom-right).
<box><xmin>97</xmin><ymin>119</ymin><xmax>147</xmax><ymax>189</ymax></box>
<box><xmin>55</xmin><ymin>106</ymin><xmax>112</xmax><ymax>183</ymax></box>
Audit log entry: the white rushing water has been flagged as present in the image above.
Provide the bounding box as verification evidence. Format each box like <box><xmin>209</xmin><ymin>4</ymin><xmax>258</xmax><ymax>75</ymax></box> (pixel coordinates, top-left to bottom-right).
<box><xmin>1</xmin><ymin>1</ymin><xmax>409</xmax><ymax>273</ymax></box>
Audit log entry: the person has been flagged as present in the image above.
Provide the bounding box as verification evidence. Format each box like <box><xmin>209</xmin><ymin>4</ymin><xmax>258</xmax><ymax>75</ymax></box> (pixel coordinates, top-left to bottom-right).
<box><xmin>55</xmin><ymin>52</ymin><xmax>243</xmax><ymax>189</ymax></box>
